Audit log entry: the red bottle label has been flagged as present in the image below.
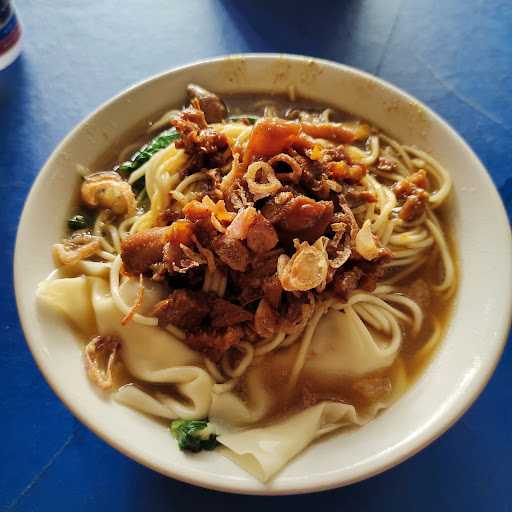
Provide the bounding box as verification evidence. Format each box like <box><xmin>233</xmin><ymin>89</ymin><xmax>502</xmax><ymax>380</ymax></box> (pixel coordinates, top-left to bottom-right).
<box><xmin>0</xmin><ymin>1</ymin><xmax>21</xmax><ymax>55</ymax></box>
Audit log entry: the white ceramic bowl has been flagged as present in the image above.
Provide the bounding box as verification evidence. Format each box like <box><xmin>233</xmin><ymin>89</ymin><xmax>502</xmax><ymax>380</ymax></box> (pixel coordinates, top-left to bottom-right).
<box><xmin>15</xmin><ymin>54</ymin><xmax>512</xmax><ymax>495</ymax></box>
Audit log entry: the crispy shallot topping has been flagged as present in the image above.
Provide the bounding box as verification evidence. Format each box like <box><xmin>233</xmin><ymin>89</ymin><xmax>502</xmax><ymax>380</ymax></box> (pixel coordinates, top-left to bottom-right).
<box><xmin>329</xmin><ymin>221</ymin><xmax>352</xmax><ymax>269</ymax></box>
<box><xmin>225</xmin><ymin>206</ymin><xmax>258</xmax><ymax>240</ymax></box>
<box><xmin>220</xmin><ymin>153</ymin><xmax>244</xmax><ymax>194</ymax></box>
<box><xmin>184</xmin><ymin>195</ymin><xmax>235</xmax><ymax>233</ymax></box>
<box><xmin>193</xmin><ymin>236</ymin><xmax>216</xmax><ymax>273</ymax></box>
<box><xmin>180</xmin><ymin>244</ymin><xmax>207</xmax><ymax>266</ymax></box>
<box><xmin>84</xmin><ymin>335</ymin><xmax>120</xmax><ymax>390</ymax></box>
<box><xmin>81</xmin><ymin>171</ymin><xmax>136</xmax><ymax>217</ymax></box>
<box><xmin>268</xmin><ymin>153</ymin><xmax>303</xmax><ymax>183</ymax></box>
<box><xmin>53</xmin><ymin>233</ymin><xmax>101</xmax><ymax>266</ymax></box>
<box><xmin>277</xmin><ymin>237</ymin><xmax>330</xmax><ymax>292</ymax></box>
<box><xmin>245</xmin><ymin>161</ymin><xmax>283</xmax><ymax>201</ymax></box>
<box><xmin>121</xmin><ymin>274</ymin><xmax>145</xmax><ymax>325</ymax></box>
<box><xmin>355</xmin><ymin>220</ymin><xmax>380</xmax><ymax>261</ymax></box>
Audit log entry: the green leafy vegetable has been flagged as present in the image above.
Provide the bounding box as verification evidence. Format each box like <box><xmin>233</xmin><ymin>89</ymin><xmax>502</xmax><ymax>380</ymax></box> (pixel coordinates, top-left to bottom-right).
<box><xmin>170</xmin><ymin>419</ymin><xmax>218</xmax><ymax>453</ymax></box>
<box><xmin>118</xmin><ymin>127</ymin><xmax>180</xmax><ymax>176</ymax></box>
<box><xmin>68</xmin><ymin>214</ymin><xmax>90</xmax><ymax>231</ymax></box>
<box><xmin>228</xmin><ymin>114</ymin><xmax>260</xmax><ymax>125</ymax></box>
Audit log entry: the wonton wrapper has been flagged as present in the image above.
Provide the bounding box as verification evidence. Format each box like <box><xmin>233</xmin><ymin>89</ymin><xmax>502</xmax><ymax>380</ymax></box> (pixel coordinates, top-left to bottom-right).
<box><xmin>37</xmin><ymin>276</ymin><xmax>97</xmax><ymax>336</ymax></box>
<box><xmin>211</xmin><ymin>306</ymin><xmax>400</xmax><ymax>428</ymax></box>
<box><xmin>37</xmin><ymin>276</ymin><xmax>213</xmax><ymax>420</ymax></box>
<box><xmin>210</xmin><ymin>364</ymin><xmax>274</xmax><ymax>427</ymax></box>
<box><xmin>217</xmin><ymin>400</ymin><xmax>386</xmax><ymax>482</ymax></box>
<box><xmin>37</xmin><ymin>272</ymin><xmax>400</xmax><ymax>482</ymax></box>
<box><xmin>305</xmin><ymin>308</ymin><xmax>400</xmax><ymax>377</ymax></box>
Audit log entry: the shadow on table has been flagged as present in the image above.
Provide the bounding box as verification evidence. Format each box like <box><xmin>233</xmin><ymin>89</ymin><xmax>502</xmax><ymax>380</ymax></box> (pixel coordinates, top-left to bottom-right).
<box><xmin>215</xmin><ymin>0</ymin><xmax>368</xmax><ymax>65</ymax></box>
<box><xmin>0</xmin><ymin>55</ymin><xmax>32</xmax><ymax>163</ymax></box>
<box><xmin>0</xmin><ymin>55</ymin><xmax>26</xmax><ymax>108</ymax></box>
<box><xmin>499</xmin><ymin>177</ymin><xmax>512</xmax><ymax>221</ymax></box>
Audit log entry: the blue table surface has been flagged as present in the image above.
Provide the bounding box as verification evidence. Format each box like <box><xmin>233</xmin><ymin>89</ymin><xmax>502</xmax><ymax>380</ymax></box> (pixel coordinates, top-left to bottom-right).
<box><xmin>1</xmin><ymin>1</ymin><xmax>511</xmax><ymax>510</ymax></box>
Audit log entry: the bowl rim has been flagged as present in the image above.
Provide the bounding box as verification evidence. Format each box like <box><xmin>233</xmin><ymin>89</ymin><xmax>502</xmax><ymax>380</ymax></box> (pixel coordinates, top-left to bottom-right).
<box><xmin>14</xmin><ymin>53</ymin><xmax>512</xmax><ymax>495</ymax></box>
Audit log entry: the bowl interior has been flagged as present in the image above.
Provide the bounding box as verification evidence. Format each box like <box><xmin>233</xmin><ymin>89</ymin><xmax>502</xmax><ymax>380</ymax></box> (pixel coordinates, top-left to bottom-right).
<box><xmin>14</xmin><ymin>54</ymin><xmax>512</xmax><ymax>495</ymax></box>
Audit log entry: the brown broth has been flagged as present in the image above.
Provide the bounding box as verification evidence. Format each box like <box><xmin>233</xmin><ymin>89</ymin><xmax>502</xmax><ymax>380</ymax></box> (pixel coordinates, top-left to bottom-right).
<box><xmin>224</xmin><ymin>92</ymin><xmax>354</xmax><ymax>122</ymax></box>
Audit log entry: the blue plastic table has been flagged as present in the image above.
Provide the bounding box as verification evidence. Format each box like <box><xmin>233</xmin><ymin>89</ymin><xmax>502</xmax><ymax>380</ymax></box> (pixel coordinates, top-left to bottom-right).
<box><xmin>1</xmin><ymin>1</ymin><xmax>511</xmax><ymax>510</ymax></box>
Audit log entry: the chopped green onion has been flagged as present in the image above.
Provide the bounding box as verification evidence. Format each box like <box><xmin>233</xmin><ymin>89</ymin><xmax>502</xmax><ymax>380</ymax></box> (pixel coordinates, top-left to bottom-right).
<box><xmin>68</xmin><ymin>214</ymin><xmax>89</xmax><ymax>231</ymax></box>
<box><xmin>170</xmin><ymin>419</ymin><xmax>218</xmax><ymax>453</ymax></box>
<box><xmin>118</xmin><ymin>127</ymin><xmax>180</xmax><ymax>176</ymax></box>
<box><xmin>228</xmin><ymin>114</ymin><xmax>260</xmax><ymax>125</ymax></box>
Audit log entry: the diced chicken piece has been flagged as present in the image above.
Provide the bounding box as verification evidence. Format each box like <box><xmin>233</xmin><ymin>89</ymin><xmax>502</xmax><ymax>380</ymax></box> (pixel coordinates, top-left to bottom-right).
<box><xmin>333</xmin><ymin>267</ymin><xmax>364</xmax><ymax>298</ymax></box>
<box><xmin>182</xmin><ymin>199</ymin><xmax>212</xmax><ymax>222</ymax></box>
<box><xmin>172</xmin><ymin>103</ymin><xmax>228</xmax><ymax>155</ymax></box>
<box><xmin>393</xmin><ymin>169</ymin><xmax>430</xmax><ymax>221</ymax></box>
<box><xmin>210</xmin><ymin>298</ymin><xmax>253</xmax><ymax>328</ymax></box>
<box><xmin>186</xmin><ymin>326</ymin><xmax>243</xmax><ymax>362</ymax></box>
<box><xmin>358</xmin><ymin>259</ymin><xmax>389</xmax><ymax>292</ymax></box>
<box><xmin>121</xmin><ymin>227</ymin><xmax>171</xmax><ymax>275</ymax></box>
<box><xmin>334</xmin><ymin>257</ymin><xmax>390</xmax><ymax>299</ymax></box>
<box><xmin>211</xmin><ymin>234</ymin><xmax>249</xmax><ymax>271</ymax></box>
<box><xmin>261</xmin><ymin>275</ymin><xmax>282</xmax><ymax>309</ymax></box>
<box><xmin>346</xmin><ymin>187</ymin><xmax>378</xmax><ymax>208</ymax></box>
<box><xmin>245</xmin><ymin>118</ymin><xmax>365</xmax><ymax>163</ymax></box>
<box><xmin>300</xmin><ymin>121</ymin><xmax>370</xmax><ymax>143</ymax></box>
<box><xmin>151</xmin><ymin>289</ymin><xmax>210</xmax><ymax>329</ymax></box>
<box><xmin>393</xmin><ymin>170</ymin><xmax>429</xmax><ymax>197</ymax></box>
<box><xmin>327</xmin><ymin>161</ymin><xmax>367</xmax><ymax>183</ymax></box>
<box><xmin>262</xmin><ymin>195</ymin><xmax>334</xmax><ymax>245</ymax></box>
<box><xmin>121</xmin><ymin>220</ymin><xmax>194</xmax><ymax>275</ymax></box>
<box><xmin>246</xmin><ymin>214</ymin><xmax>278</xmax><ymax>254</ymax></box>
<box><xmin>254</xmin><ymin>299</ymin><xmax>281</xmax><ymax>338</ymax></box>
<box><xmin>399</xmin><ymin>190</ymin><xmax>429</xmax><ymax>221</ymax></box>
<box><xmin>186</xmin><ymin>84</ymin><xmax>227</xmax><ymax>123</ymax></box>
<box><xmin>232</xmin><ymin>249</ymin><xmax>283</xmax><ymax>305</ymax></box>
<box><xmin>376</xmin><ymin>157</ymin><xmax>397</xmax><ymax>172</ymax></box>
<box><xmin>245</xmin><ymin>118</ymin><xmax>301</xmax><ymax>160</ymax></box>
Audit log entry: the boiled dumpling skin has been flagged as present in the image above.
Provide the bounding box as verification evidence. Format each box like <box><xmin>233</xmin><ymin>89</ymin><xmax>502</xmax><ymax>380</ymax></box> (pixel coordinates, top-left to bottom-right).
<box><xmin>37</xmin><ymin>275</ymin><xmax>398</xmax><ymax>482</ymax></box>
<box><xmin>305</xmin><ymin>308</ymin><xmax>400</xmax><ymax>377</ymax></box>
